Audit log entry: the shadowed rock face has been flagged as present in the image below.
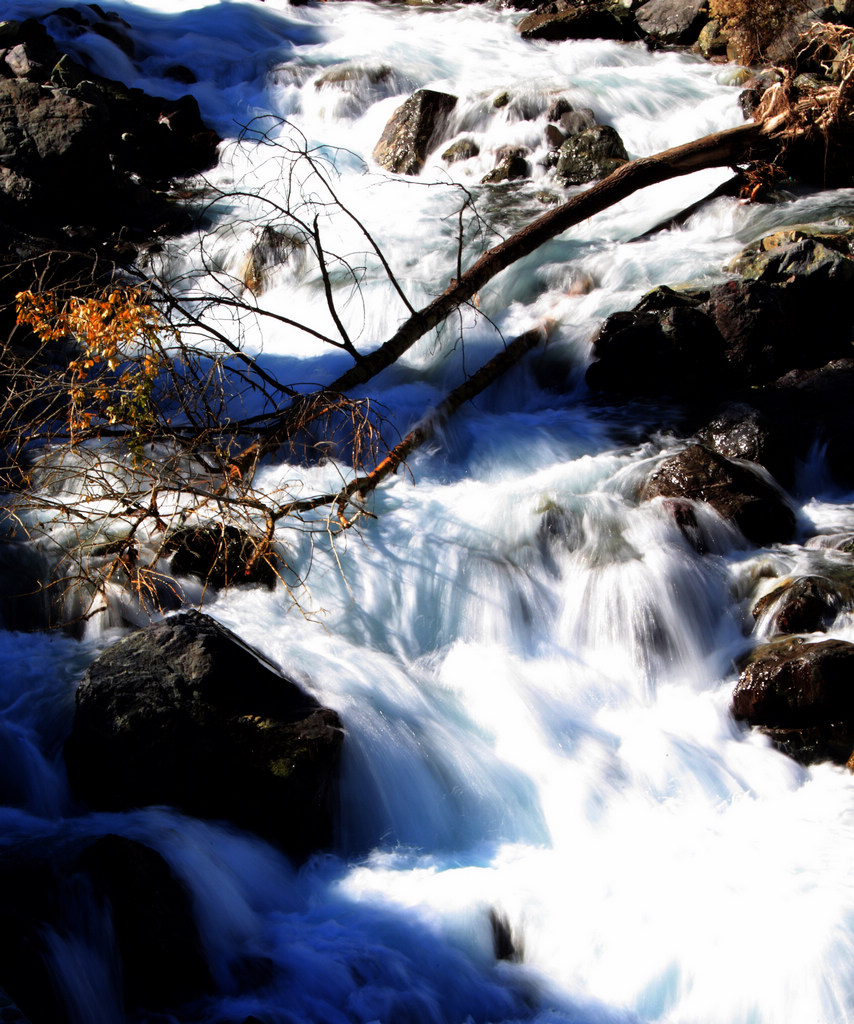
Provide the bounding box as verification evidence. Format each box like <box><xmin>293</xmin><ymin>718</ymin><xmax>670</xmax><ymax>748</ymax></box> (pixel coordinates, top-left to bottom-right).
<box><xmin>0</xmin><ymin>14</ymin><xmax>220</xmax><ymax>243</ymax></box>
<box><xmin>64</xmin><ymin>611</ymin><xmax>343</xmax><ymax>860</ymax></box>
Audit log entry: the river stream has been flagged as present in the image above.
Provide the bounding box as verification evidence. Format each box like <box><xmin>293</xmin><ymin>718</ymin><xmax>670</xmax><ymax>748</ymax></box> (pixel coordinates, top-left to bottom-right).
<box><xmin>4</xmin><ymin>1</ymin><xmax>854</xmax><ymax>1022</ymax></box>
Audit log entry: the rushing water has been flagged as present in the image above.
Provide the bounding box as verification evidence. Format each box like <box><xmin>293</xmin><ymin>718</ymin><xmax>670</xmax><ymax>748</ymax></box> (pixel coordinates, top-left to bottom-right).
<box><xmin>5</xmin><ymin>1</ymin><xmax>854</xmax><ymax>1022</ymax></box>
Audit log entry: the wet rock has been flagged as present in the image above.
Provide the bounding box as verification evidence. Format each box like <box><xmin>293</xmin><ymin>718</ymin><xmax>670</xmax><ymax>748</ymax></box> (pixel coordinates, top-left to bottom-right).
<box><xmin>489</xmin><ymin>908</ymin><xmax>523</xmax><ymax>962</ymax></box>
<box><xmin>0</xmin><ymin>46</ymin><xmax>220</xmax><ymax>239</ymax></box>
<box><xmin>517</xmin><ymin>1</ymin><xmax>636</xmax><ymax>41</ymax></box>
<box><xmin>241</xmin><ymin>225</ymin><xmax>301</xmax><ymax>295</ymax></box>
<box><xmin>0</xmin><ymin>855</ymin><xmax>74</xmax><ymax>1024</ymax></box>
<box><xmin>3</xmin><ymin>39</ymin><xmax>57</xmax><ymax>81</ymax></box>
<box><xmin>635</xmin><ymin>0</ymin><xmax>708</xmax><ymax>45</ymax></box>
<box><xmin>633</xmin><ymin>284</ymin><xmax>708</xmax><ymax>312</ymax></box>
<box><xmin>559</xmin><ymin>107</ymin><xmax>596</xmax><ymax>134</ymax></box>
<box><xmin>585</xmin><ymin>303</ymin><xmax>726</xmax><ymax>400</ymax></box>
<box><xmin>739</xmin><ymin>234</ymin><xmax>854</xmax><ymax>292</ymax></box>
<box><xmin>0</xmin><ymin>78</ymin><xmax>111</xmax><ymax>189</ymax></box>
<box><xmin>0</xmin><ymin>18</ymin><xmax>54</xmax><ymax>54</ymax></box>
<box><xmin>442</xmin><ymin>137</ymin><xmax>480</xmax><ymax>162</ymax></box>
<box><xmin>544</xmin><ymin>123</ymin><xmax>566</xmax><ymax>148</ymax></box>
<box><xmin>555</xmin><ymin>124</ymin><xmax>629</xmax><ymax>183</ymax></box>
<box><xmin>163</xmin><ymin>524</ymin><xmax>278</xmax><ymax>589</ymax></box>
<box><xmin>546</xmin><ymin>95</ymin><xmax>573</xmax><ymax>121</ymax></box>
<box><xmin>164</xmin><ymin>63</ymin><xmax>197</xmax><ymax>84</ymax></box>
<box><xmin>752</xmin><ymin>575</ymin><xmax>853</xmax><ymax>635</ymax></box>
<box><xmin>698</xmin><ymin>401</ymin><xmax>793</xmax><ymax>487</ymax></box>
<box><xmin>64</xmin><ymin>611</ymin><xmax>344</xmax><ymax>860</ymax></box>
<box><xmin>315</xmin><ymin>64</ymin><xmax>393</xmax><ymax>88</ymax></box>
<box><xmin>738</xmin><ymin>86</ymin><xmax>763</xmax><ymax>117</ymax></box>
<box><xmin>372</xmin><ymin>88</ymin><xmax>457</xmax><ymax>175</ymax></box>
<box><xmin>695</xmin><ymin>18</ymin><xmax>728</xmax><ymax>56</ymax></box>
<box><xmin>481</xmin><ymin>149</ymin><xmax>529</xmax><ymax>183</ymax></box>
<box><xmin>49</xmin><ymin>53</ymin><xmax>89</xmax><ymax>88</ymax></box>
<box><xmin>640</xmin><ymin>444</ymin><xmax>796</xmax><ymax>546</ymax></box>
<box><xmin>732</xmin><ymin>637</ymin><xmax>854</xmax><ymax>764</ymax></box>
<box><xmin>76</xmin><ymin>834</ymin><xmax>211</xmax><ymax>1008</ymax></box>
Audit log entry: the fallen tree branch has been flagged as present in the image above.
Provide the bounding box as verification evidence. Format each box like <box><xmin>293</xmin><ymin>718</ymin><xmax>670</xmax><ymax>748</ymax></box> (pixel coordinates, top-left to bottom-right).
<box><xmin>326</xmin><ymin>116</ymin><xmax>785</xmax><ymax>397</ymax></box>
<box><xmin>272</xmin><ymin>319</ymin><xmax>553</xmax><ymax>524</ymax></box>
<box><xmin>252</xmin><ymin>115</ymin><xmax>785</xmax><ymax>464</ymax></box>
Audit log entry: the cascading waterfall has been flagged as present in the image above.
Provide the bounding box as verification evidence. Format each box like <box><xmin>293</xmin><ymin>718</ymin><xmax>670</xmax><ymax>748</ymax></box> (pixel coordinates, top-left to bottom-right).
<box><xmin>4</xmin><ymin>1</ymin><xmax>854</xmax><ymax>1022</ymax></box>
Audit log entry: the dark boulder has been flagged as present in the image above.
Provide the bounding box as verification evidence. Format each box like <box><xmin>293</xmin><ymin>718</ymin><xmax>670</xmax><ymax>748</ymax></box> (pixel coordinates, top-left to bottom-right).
<box><xmin>0</xmin><ymin>854</ymin><xmax>70</xmax><ymax>1024</ymax></box>
<box><xmin>586</xmin><ymin>302</ymin><xmax>726</xmax><ymax>400</ymax></box>
<box><xmin>64</xmin><ymin>612</ymin><xmax>343</xmax><ymax>860</ymax></box>
<box><xmin>731</xmin><ymin>234</ymin><xmax>854</xmax><ymax>354</ymax></box>
<box><xmin>754</xmin><ymin>359</ymin><xmax>854</xmax><ymax>488</ymax></box>
<box><xmin>546</xmin><ymin>95</ymin><xmax>573</xmax><ymax>121</ymax></box>
<box><xmin>702</xmin><ymin>278</ymin><xmax>798</xmax><ymax>386</ymax></box>
<box><xmin>0</xmin><ymin>60</ymin><xmax>219</xmax><ymax>240</ymax></box>
<box><xmin>517</xmin><ymin>1</ymin><xmax>636</xmax><ymax>42</ymax></box>
<box><xmin>544</xmin><ymin>123</ymin><xmax>566</xmax><ymax>148</ymax></box>
<box><xmin>635</xmin><ymin>0</ymin><xmax>709</xmax><ymax>45</ymax></box>
<box><xmin>0</xmin><ymin>79</ymin><xmax>113</xmax><ymax>199</ymax></box>
<box><xmin>732</xmin><ymin>637</ymin><xmax>854</xmax><ymax>764</ymax></box>
<box><xmin>640</xmin><ymin>443</ymin><xmax>796</xmax><ymax>546</ymax></box>
<box><xmin>555</xmin><ymin>124</ymin><xmax>629</xmax><ymax>183</ymax></box>
<box><xmin>372</xmin><ymin>89</ymin><xmax>457</xmax><ymax>174</ymax></box>
<box><xmin>752</xmin><ymin>575</ymin><xmax>853</xmax><ymax>635</ymax></box>
<box><xmin>163</xmin><ymin>524</ymin><xmax>277</xmax><ymax>589</ymax></box>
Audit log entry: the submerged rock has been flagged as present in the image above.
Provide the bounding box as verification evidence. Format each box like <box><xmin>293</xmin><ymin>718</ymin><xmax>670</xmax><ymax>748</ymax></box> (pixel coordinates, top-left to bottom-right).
<box><xmin>65</xmin><ymin>611</ymin><xmax>343</xmax><ymax>860</ymax></box>
<box><xmin>241</xmin><ymin>225</ymin><xmax>301</xmax><ymax>295</ymax></box>
<box><xmin>752</xmin><ymin>575</ymin><xmax>854</xmax><ymax>635</ymax></box>
<box><xmin>373</xmin><ymin>88</ymin><xmax>457</xmax><ymax>174</ymax></box>
<box><xmin>732</xmin><ymin>637</ymin><xmax>854</xmax><ymax>764</ymax></box>
<box><xmin>754</xmin><ymin>359</ymin><xmax>854</xmax><ymax>488</ymax></box>
<box><xmin>442</xmin><ymin>137</ymin><xmax>480</xmax><ymax>163</ymax></box>
<box><xmin>640</xmin><ymin>444</ymin><xmax>796</xmax><ymax>546</ymax></box>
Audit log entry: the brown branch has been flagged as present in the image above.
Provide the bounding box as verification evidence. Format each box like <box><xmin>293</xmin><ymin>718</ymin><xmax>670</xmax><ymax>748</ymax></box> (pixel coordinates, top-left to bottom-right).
<box><xmin>323</xmin><ymin>117</ymin><xmax>782</xmax><ymax>398</ymax></box>
<box><xmin>250</xmin><ymin>116</ymin><xmax>784</xmax><ymax>467</ymax></box>
<box><xmin>272</xmin><ymin>320</ymin><xmax>552</xmax><ymax>524</ymax></box>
